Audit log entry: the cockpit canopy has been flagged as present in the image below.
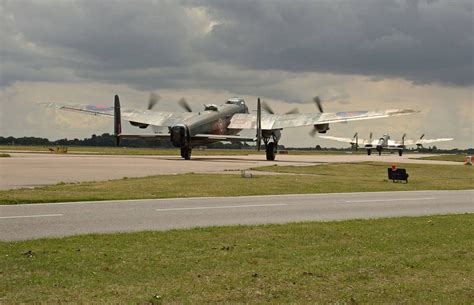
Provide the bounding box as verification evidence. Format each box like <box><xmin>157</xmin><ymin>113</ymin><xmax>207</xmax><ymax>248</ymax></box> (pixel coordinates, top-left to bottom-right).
<box><xmin>226</xmin><ymin>97</ymin><xmax>246</xmax><ymax>106</ymax></box>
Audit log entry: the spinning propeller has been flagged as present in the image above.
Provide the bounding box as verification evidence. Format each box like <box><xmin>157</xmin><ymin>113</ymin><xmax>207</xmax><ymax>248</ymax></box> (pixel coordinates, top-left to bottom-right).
<box><xmin>309</xmin><ymin>96</ymin><xmax>325</xmax><ymax>137</ymax></box>
<box><xmin>146</xmin><ymin>92</ymin><xmax>192</xmax><ymax>113</ymax></box>
<box><xmin>353</xmin><ymin>132</ymin><xmax>359</xmax><ymax>150</ymax></box>
<box><xmin>261</xmin><ymin>101</ymin><xmax>298</xmax><ymax>115</ymax></box>
<box><xmin>178</xmin><ymin>97</ymin><xmax>192</xmax><ymax>112</ymax></box>
<box><xmin>147</xmin><ymin>92</ymin><xmax>161</xmax><ymax>110</ymax></box>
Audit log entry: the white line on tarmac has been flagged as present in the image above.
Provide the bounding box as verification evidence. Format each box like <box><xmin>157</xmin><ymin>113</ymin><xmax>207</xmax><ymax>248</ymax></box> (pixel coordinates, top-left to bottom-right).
<box><xmin>345</xmin><ymin>198</ymin><xmax>435</xmax><ymax>203</ymax></box>
<box><xmin>0</xmin><ymin>214</ymin><xmax>63</xmax><ymax>219</ymax></box>
<box><xmin>4</xmin><ymin>190</ymin><xmax>471</xmax><ymax>206</ymax></box>
<box><xmin>156</xmin><ymin>203</ymin><xmax>287</xmax><ymax>212</ymax></box>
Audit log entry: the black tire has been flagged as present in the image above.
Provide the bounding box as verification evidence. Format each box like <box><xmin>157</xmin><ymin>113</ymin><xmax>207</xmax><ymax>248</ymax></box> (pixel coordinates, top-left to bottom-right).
<box><xmin>266</xmin><ymin>142</ymin><xmax>276</xmax><ymax>161</ymax></box>
<box><xmin>367</xmin><ymin>149</ymin><xmax>372</xmax><ymax>156</ymax></box>
<box><xmin>378</xmin><ymin>148</ymin><xmax>382</xmax><ymax>156</ymax></box>
<box><xmin>398</xmin><ymin>150</ymin><xmax>403</xmax><ymax>156</ymax></box>
<box><xmin>180</xmin><ymin>147</ymin><xmax>192</xmax><ymax>160</ymax></box>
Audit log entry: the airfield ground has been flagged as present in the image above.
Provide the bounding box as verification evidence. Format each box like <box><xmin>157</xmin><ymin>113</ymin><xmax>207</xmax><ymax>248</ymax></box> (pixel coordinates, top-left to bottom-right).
<box><xmin>0</xmin><ymin>160</ymin><xmax>472</xmax><ymax>204</ymax></box>
<box><xmin>1</xmin><ymin>149</ymin><xmax>472</xmax><ymax>303</ymax></box>
<box><xmin>0</xmin><ymin>151</ymin><xmax>465</xmax><ymax>190</ymax></box>
<box><xmin>1</xmin><ymin>214</ymin><xmax>472</xmax><ymax>303</ymax></box>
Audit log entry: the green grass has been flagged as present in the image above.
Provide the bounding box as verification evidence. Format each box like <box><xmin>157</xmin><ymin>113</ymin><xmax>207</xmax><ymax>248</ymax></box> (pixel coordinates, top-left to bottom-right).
<box><xmin>1</xmin><ymin>214</ymin><xmax>473</xmax><ymax>303</ymax></box>
<box><xmin>0</xmin><ymin>153</ymin><xmax>10</xmax><ymax>157</ymax></box>
<box><xmin>416</xmin><ymin>154</ymin><xmax>469</xmax><ymax>162</ymax></box>
<box><xmin>0</xmin><ymin>162</ymin><xmax>472</xmax><ymax>204</ymax></box>
<box><xmin>0</xmin><ymin>145</ymin><xmax>355</xmax><ymax>156</ymax></box>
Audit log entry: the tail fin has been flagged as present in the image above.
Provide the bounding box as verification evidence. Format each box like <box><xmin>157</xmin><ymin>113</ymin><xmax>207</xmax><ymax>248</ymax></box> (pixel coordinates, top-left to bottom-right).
<box><xmin>353</xmin><ymin>132</ymin><xmax>359</xmax><ymax>150</ymax></box>
<box><xmin>256</xmin><ymin>98</ymin><xmax>262</xmax><ymax>151</ymax></box>
<box><xmin>114</xmin><ymin>95</ymin><xmax>122</xmax><ymax>146</ymax></box>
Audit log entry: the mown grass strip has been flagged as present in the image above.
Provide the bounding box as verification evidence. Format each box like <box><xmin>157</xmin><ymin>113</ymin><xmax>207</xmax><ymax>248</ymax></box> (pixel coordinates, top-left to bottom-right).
<box><xmin>0</xmin><ymin>162</ymin><xmax>472</xmax><ymax>204</ymax></box>
<box><xmin>415</xmin><ymin>154</ymin><xmax>468</xmax><ymax>162</ymax></box>
<box><xmin>0</xmin><ymin>145</ymin><xmax>353</xmax><ymax>156</ymax></box>
<box><xmin>1</xmin><ymin>214</ymin><xmax>472</xmax><ymax>303</ymax></box>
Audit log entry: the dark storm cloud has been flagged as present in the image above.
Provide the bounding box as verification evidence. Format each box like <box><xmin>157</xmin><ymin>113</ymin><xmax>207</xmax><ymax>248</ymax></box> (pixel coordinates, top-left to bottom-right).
<box><xmin>1</xmin><ymin>0</ymin><xmax>197</xmax><ymax>87</ymax></box>
<box><xmin>1</xmin><ymin>0</ymin><xmax>472</xmax><ymax>89</ymax></box>
<box><xmin>197</xmin><ymin>0</ymin><xmax>473</xmax><ymax>85</ymax></box>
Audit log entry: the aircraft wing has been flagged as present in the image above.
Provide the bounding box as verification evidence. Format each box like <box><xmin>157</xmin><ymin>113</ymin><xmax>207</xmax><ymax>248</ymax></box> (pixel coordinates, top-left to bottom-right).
<box><xmin>387</xmin><ymin>139</ymin><xmax>404</xmax><ymax>146</ymax></box>
<box><xmin>42</xmin><ymin>102</ymin><xmax>195</xmax><ymax>127</ymax></box>
<box><xmin>193</xmin><ymin>134</ymin><xmax>255</xmax><ymax>142</ymax></box>
<box><xmin>228</xmin><ymin>109</ymin><xmax>418</xmax><ymax>130</ymax></box>
<box><xmin>318</xmin><ymin>135</ymin><xmax>355</xmax><ymax>143</ymax></box>
<box><xmin>404</xmin><ymin>138</ymin><xmax>454</xmax><ymax>145</ymax></box>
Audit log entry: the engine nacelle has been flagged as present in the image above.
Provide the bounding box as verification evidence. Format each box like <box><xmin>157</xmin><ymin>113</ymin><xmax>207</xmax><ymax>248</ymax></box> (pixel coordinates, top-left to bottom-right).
<box><xmin>130</xmin><ymin>121</ymin><xmax>149</xmax><ymax>129</ymax></box>
<box><xmin>169</xmin><ymin>124</ymin><xmax>189</xmax><ymax>147</ymax></box>
<box><xmin>314</xmin><ymin>123</ymin><xmax>330</xmax><ymax>133</ymax></box>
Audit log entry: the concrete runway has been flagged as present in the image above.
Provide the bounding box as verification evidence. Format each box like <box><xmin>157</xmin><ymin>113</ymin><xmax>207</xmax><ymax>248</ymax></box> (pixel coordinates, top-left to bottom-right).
<box><xmin>1</xmin><ymin>190</ymin><xmax>472</xmax><ymax>241</ymax></box>
<box><xmin>0</xmin><ymin>152</ymin><xmax>461</xmax><ymax>190</ymax></box>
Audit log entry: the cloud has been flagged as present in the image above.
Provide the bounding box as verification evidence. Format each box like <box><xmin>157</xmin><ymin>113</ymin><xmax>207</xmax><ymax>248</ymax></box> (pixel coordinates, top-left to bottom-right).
<box><xmin>197</xmin><ymin>0</ymin><xmax>473</xmax><ymax>86</ymax></box>
<box><xmin>0</xmin><ymin>0</ymin><xmax>472</xmax><ymax>148</ymax></box>
<box><xmin>1</xmin><ymin>0</ymin><xmax>472</xmax><ymax>90</ymax></box>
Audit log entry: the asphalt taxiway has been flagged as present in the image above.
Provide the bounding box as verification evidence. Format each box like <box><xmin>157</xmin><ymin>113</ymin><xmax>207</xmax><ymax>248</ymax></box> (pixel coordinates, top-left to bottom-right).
<box><xmin>0</xmin><ymin>152</ymin><xmax>462</xmax><ymax>190</ymax></box>
<box><xmin>1</xmin><ymin>190</ymin><xmax>472</xmax><ymax>241</ymax></box>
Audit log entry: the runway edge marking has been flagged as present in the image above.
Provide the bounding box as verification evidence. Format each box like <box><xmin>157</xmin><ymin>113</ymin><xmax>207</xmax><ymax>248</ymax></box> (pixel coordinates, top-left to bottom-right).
<box><xmin>1</xmin><ymin>190</ymin><xmax>472</xmax><ymax>206</ymax></box>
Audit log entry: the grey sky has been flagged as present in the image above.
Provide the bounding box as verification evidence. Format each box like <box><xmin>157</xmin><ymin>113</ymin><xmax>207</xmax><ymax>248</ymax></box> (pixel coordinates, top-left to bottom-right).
<box><xmin>0</xmin><ymin>0</ymin><xmax>472</xmax><ymax>148</ymax></box>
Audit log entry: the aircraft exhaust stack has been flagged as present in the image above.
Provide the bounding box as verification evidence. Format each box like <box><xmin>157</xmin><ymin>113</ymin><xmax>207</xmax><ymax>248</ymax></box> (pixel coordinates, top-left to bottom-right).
<box><xmin>114</xmin><ymin>95</ymin><xmax>122</xmax><ymax>146</ymax></box>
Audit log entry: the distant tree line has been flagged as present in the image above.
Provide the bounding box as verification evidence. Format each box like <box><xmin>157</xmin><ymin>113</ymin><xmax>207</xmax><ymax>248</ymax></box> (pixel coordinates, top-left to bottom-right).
<box><xmin>0</xmin><ymin>134</ymin><xmax>250</xmax><ymax>149</ymax></box>
<box><xmin>0</xmin><ymin>134</ymin><xmax>172</xmax><ymax>148</ymax></box>
<box><xmin>0</xmin><ymin>134</ymin><xmax>472</xmax><ymax>154</ymax></box>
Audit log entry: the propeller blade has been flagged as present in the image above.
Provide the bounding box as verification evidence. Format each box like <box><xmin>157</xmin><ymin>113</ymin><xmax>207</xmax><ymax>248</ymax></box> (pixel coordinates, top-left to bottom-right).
<box><xmin>178</xmin><ymin>98</ymin><xmax>192</xmax><ymax>112</ymax></box>
<box><xmin>313</xmin><ymin>96</ymin><xmax>323</xmax><ymax>113</ymax></box>
<box><xmin>419</xmin><ymin>133</ymin><xmax>425</xmax><ymax>140</ymax></box>
<box><xmin>309</xmin><ymin>127</ymin><xmax>318</xmax><ymax>138</ymax></box>
<box><xmin>148</xmin><ymin>92</ymin><xmax>160</xmax><ymax>110</ymax></box>
<box><xmin>262</xmin><ymin>100</ymin><xmax>298</xmax><ymax>114</ymax></box>
<box><xmin>369</xmin><ymin>132</ymin><xmax>373</xmax><ymax>140</ymax></box>
<box><xmin>261</xmin><ymin>101</ymin><xmax>274</xmax><ymax>114</ymax></box>
<box><xmin>353</xmin><ymin>132</ymin><xmax>358</xmax><ymax>139</ymax></box>
<box><xmin>285</xmin><ymin>108</ymin><xmax>299</xmax><ymax>114</ymax></box>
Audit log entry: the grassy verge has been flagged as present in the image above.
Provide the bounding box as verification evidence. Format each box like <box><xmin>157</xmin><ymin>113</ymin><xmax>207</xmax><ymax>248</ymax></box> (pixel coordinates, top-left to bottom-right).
<box><xmin>1</xmin><ymin>214</ymin><xmax>473</xmax><ymax>303</ymax></box>
<box><xmin>0</xmin><ymin>153</ymin><xmax>10</xmax><ymax>157</ymax></box>
<box><xmin>416</xmin><ymin>154</ymin><xmax>469</xmax><ymax>162</ymax></box>
<box><xmin>0</xmin><ymin>162</ymin><xmax>472</xmax><ymax>204</ymax></box>
<box><xmin>0</xmin><ymin>145</ymin><xmax>353</xmax><ymax>156</ymax></box>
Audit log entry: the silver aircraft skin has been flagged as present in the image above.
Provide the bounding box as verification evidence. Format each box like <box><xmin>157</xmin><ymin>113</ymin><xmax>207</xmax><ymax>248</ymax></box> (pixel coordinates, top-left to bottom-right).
<box><xmin>44</xmin><ymin>94</ymin><xmax>418</xmax><ymax>160</ymax></box>
<box><xmin>320</xmin><ymin>132</ymin><xmax>453</xmax><ymax>156</ymax></box>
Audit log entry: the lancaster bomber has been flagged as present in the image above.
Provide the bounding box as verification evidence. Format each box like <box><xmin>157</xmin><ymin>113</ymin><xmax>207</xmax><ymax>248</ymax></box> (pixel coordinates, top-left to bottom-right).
<box><xmin>320</xmin><ymin>132</ymin><xmax>453</xmax><ymax>156</ymax></box>
<box><xmin>44</xmin><ymin>94</ymin><xmax>418</xmax><ymax>160</ymax></box>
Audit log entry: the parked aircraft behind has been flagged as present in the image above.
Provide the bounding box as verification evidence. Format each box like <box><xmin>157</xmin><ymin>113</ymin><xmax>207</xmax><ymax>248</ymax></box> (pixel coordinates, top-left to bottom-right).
<box><xmin>319</xmin><ymin>133</ymin><xmax>453</xmax><ymax>156</ymax></box>
<box><xmin>44</xmin><ymin>94</ymin><xmax>418</xmax><ymax>160</ymax></box>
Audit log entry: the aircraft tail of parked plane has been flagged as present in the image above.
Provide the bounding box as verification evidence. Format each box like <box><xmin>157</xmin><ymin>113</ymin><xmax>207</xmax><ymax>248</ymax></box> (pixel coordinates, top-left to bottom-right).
<box><xmin>320</xmin><ymin>132</ymin><xmax>453</xmax><ymax>156</ymax></box>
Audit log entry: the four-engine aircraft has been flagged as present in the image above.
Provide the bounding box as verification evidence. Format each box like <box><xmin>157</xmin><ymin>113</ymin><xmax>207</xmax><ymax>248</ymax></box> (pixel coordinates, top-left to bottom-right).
<box><xmin>44</xmin><ymin>94</ymin><xmax>418</xmax><ymax>160</ymax></box>
<box><xmin>319</xmin><ymin>132</ymin><xmax>453</xmax><ymax>156</ymax></box>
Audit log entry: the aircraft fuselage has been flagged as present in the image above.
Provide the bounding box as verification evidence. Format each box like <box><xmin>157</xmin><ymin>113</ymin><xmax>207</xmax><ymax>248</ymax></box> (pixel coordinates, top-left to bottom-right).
<box><xmin>169</xmin><ymin>103</ymin><xmax>248</xmax><ymax>148</ymax></box>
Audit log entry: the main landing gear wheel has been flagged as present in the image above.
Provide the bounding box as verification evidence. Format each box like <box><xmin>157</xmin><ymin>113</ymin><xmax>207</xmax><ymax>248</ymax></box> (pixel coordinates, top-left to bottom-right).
<box><xmin>378</xmin><ymin>149</ymin><xmax>382</xmax><ymax>156</ymax></box>
<box><xmin>367</xmin><ymin>149</ymin><xmax>372</xmax><ymax>156</ymax></box>
<box><xmin>398</xmin><ymin>150</ymin><xmax>403</xmax><ymax>156</ymax></box>
<box><xmin>266</xmin><ymin>142</ymin><xmax>277</xmax><ymax>161</ymax></box>
<box><xmin>180</xmin><ymin>147</ymin><xmax>192</xmax><ymax>160</ymax></box>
